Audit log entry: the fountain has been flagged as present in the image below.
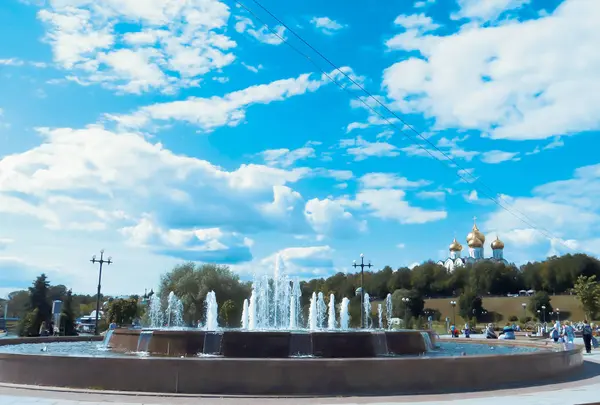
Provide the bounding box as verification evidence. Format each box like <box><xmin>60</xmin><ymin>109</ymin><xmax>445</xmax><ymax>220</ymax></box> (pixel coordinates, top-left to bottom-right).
<box><xmin>316</xmin><ymin>292</ymin><xmax>326</xmax><ymax>329</ymax></box>
<box><xmin>166</xmin><ymin>292</ymin><xmax>184</xmax><ymax>328</ymax></box>
<box><xmin>385</xmin><ymin>293</ymin><xmax>393</xmax><ymax>329</ymax></box>
<box><xmin>149</xmin><ymin>295</ymin><xmax>164</xmax><ymax>328</ymax></box>
<box><xmin>0</xmin><ymin>254</ymin><xmax>581</xmax><ymax>396</ymax></box>
<box><xmin>340</xmin><ymin>297</ymin><xmax>350</xmax><ymax>330</ymax></box>
<box><xmin>363</xmin><ymin>292</ymin><xmax>371</xmax><ymax>328</ymax></box>
<box><xmin>205</xmin><ymin>291</ymin><xmax>218</xmax><ymax>331</ymax></box>
<box><xmin>308</xmin><ymin>292</ymin><xmax>317</xmax><ymax>331</ymax></box>
<box><xmin>328</xmin><ymin>294</ymin><xmax>336</xmax><ymax>330</ymax></box>
<box><xmin>241</xmin><ymin>299</ymin><xmax>249</xmax><ymax>329</ymax></box>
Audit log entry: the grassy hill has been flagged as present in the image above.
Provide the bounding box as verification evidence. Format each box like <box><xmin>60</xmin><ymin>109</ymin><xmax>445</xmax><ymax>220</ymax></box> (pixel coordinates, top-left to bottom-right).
<box><xmin>424</xmin><ymin>295</ymin><xmax>585</xmax><ymax>323</ymax></box>
<box><xmin>372</xmin><ymin>295</ymin><xmax>587</xmax><ymax>324</ymax></box>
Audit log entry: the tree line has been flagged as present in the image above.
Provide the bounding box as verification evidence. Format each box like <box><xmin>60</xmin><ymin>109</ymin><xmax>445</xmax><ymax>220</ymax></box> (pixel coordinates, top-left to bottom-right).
<box><xmin>10</xmin><ymin>253</ymin><xmax>600</xmax><ymax>334</ymax></box>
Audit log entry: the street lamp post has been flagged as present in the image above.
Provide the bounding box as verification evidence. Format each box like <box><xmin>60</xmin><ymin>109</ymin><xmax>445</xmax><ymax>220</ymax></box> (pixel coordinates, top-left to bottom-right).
<box><xmin>402</xmin><ymin>297</ymin><xmax>410</xmax><ymax>327</ymax></box>
<box><xmin>90</xmin><ymin>250</ymin><xmax>112</xmax><ymax>335</ymax></box>
<box><xmin>352</xmin><ymin>254</ymin><xmax>372</xmax><ymax>329</ymax></box>
<box><xmin>450</xmin><ymin>300</ymin><xmax>457</xmax><ymax>326</ymax></box>
<box><xmin>556</xmin><ymin>308</ymin><xmax>560</xmax><ymax>322</ymax></box>
<box><xmin>541</xmin><ymin>305</ymin><xmax>546</xmax><ymax>324</ymax></box>
<box><xmin>521</xmin><ymin>303</ymin><xmax>527</xmax><ymax>321</ymax></box>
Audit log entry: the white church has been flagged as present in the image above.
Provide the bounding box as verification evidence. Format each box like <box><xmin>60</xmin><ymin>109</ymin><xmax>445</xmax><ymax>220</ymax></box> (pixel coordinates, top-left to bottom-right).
<box><xmin>437</xmin><ymin>218</ymin><xmax>507</xmax><ymax>272</ymax></box>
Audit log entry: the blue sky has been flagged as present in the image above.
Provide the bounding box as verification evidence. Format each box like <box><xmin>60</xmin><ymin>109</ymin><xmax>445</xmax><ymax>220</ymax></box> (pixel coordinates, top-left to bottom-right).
<box><xmin>1</xmin><ymin>0</ymin><xmax>599</xmax><ymax>296</ymax></box>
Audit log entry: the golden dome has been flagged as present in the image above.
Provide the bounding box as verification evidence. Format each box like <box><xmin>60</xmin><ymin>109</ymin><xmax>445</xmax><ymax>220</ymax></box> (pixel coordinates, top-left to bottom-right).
<box><xmin>491</xmin><ymin>236</ymin><xmax>504</xmax><ymax>250</ymax></box>
<box><xmin>466</xmin><ymin>219</ymin><xmax>485</xmax><ymax>244</ymax></box>
<box><xmin>449</xmin><ymin>238</ymin><xmax>463</xmax><ymax>252</ymax></box>
<box><xmin>468</xmin><ymin>236</ymin><xmax>483</xmax><ymax>248</ymax></box>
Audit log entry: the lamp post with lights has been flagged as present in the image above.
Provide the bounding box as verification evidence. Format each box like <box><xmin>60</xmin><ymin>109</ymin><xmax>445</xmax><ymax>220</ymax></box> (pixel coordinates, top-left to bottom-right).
<box><xmin>90</xmin><ymin>250</ymin><xmax>112</xmax><ymax>335</ymax></box>
<box><xmin>352</xmin><ymin>254</ymin><xmax>372</xmax><ymax>329</ymax></box>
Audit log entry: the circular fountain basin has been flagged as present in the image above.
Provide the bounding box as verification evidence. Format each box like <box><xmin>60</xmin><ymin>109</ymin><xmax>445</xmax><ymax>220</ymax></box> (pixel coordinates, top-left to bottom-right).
<box><xmin>0</xmin><ymin>332</ymin><xmax>584</xmax><ymax>395</ymax></box>
<box><xmin>108</xmin><ymin>328</ymin><xmax>436</xmax><ymax>357</ymax></box>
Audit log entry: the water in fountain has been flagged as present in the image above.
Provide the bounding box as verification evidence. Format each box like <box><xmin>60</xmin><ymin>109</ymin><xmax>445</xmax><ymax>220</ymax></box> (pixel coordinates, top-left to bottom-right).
<box><xmin>363</xmin><ymin>293</ymin><xmax>371</xmax><ymax>328</ymax></box>
<box><xmin>340</xmin><ymin>297</ymin><xmax>350</xmax><ymax>330</ymax></box>
<box><xmin>420</xmin><ymin>331</ymin><xmax>434</xmax><ymax>351</ymax></box>
<box><xmin>272</xmin><ymin>255</ymin><xmax>291</xmax><ymax>329</ymax></box>
<box><xmin>328</xmin><ymin>294</ymin><xmax>336</xmax><ymax>330</ymax></box>
<box><xmin>205</xmin><ymin>291</ymin><xmax>219</xmax><ymax>331</ymax></box>
<box><xmin>136</xmin><ymin>331</ymin><xmax>153</xmax><ymax>352</ymax></box>
<box><xmin>248</xmin><ymin>289</ymin><xmax>257</xmax><ymax>330</ymax></box>
<box><xmin>316</xmin><ymin>292</ymin><xmax>327</xmax><ymax>329</ymax></box>
<box><xmin>101</xmin><ymin>329</ymin><xmax>114</xmax><ymax>348</ymax></box>
<box><xmin>241</xmin><ymin>299</ymin><xmax>249</xmax><ymax>329</ymax></box>
<box><xmin>378</xmin><ymin>304</ymin><xmax>383</xmax><ymax>329</ymax></box>
<box><xmin>308</xmin><ymin>292</ymin><xmax>318</xmax><ymax>330</ymax></box>
<box><xmin>149</xmin><ymin>295</ymin><xmax>164</xmax><ymax>328</ymax></box>
<box><xmin>290</xmin><ymin>277</ymin><xmax>302</xmax><ymax>329</ymax></box>
<box><xmin>166</xmin><ymin>292</ymin><xmax>184</xmax><ymax>328</ymax></box>
<box><xmin>385</xmin><ymin>293</ymin><xmax>393</xmax><ymax>330</ymax></box>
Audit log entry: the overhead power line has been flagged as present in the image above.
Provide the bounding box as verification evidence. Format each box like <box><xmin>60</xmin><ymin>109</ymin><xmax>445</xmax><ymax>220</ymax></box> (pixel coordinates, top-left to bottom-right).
<box><xmin>233</xmin><ymin>0</ymin><xmax>573</xmax><ymax>251</ymax></box>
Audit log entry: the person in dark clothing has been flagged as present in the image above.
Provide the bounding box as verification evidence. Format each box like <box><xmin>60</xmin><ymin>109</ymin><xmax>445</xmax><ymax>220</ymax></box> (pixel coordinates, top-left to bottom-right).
<box><xmin>582</xmin><ymin>320</ymin><xmax>593</xmax><ymax>354</ymax></box>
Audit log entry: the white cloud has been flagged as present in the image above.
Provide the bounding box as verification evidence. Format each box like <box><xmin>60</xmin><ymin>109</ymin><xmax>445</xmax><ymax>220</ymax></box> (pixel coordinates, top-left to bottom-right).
<box><xmin>480</xmin><ymin>150</ymin><xmax>520</xmax><ymax>164</ymax></box>
<box><xmin>0</xmin><ymin>238</ymin><xmax>13</xmax><ymax>249</ymax></box>
<box><xmin>383</xmin><ymin>0</ymin><xmax>600</xmax><ymax>142</ymax></box>
<box><xmin>234</xmin><ymin>16</ymin><xmax>286</xmax><ymax>45</ymax></box>
<box><xmin>259</xmin><ymin>246</ymin><xmax>336</xmax><ymax>278</ymax></box>
<box><xmin>120</xmin><ymin>216</ymin><xmax>252</xmax><ymax>263</ymax></box>
<box><xmin>304</xmin><ymin>198</ymin><xmax>366</xmax><ymax>238</ymax></box>
<box><xmin>360</xmin><ymin>173</ymin><xmax>431</xmax><ymax>189</ymax></box>
<box><xmin>241</xmin><ymin>62</ymin><xmax>263</xmax><ymax>73</ymax></box>
<box><xmin>0</xmin><ymin>256</ymin><xmax>70</xmax><ymax>297</ymax></box>
<box><xmin>259</xmin><ymin>144</ymin><xmax>316</xmax><ymax>168</ymax></box>
<box><xmin>109</xmin><ymin>71</ymin><xmax>333</xmax><ymax>132</ymax></box>
<box><xmin>0</xmin><ymin>126</ymin><xmax>333</xmax><ymax>263</ymax></box>
<box><xmin>36</xmin><ymin>0</ymin><xmax>236</xmax><ymax>94</ymax></box>
<box><xmin>397</xmin><ymin>243</ymin><xmax>406</xmax><ymax>249</ymax></box>
<box><xmin>310</xmin><ymin>16</ymin><xmax>347</xmax><ymax>35</ymax></box>
<box><xmin>484</xmin><ymin>163</ymin><xmax>600</xmax><ymax>255</ymax></box>
<box><xmin>416</xmin><ymin>190</ymin><xmax>445</xmax><ymax>201</ymax></box>
<box><xmin>353</xmin><ymin>188</ymin><xmax>447</xmax><ymax>224</ymax></box>
<box><xmin>339</xmin><ymin>136</ymin><xmax>400</xmax><ymax>161</ymax></box>
<box><xmin>452</xmin><ymin>0</ymin><xmax>531</xmax><ymax>23</ymax></box>
<box><xmin>393</xmin><ymin>13</ymin><xmax>440</xmax><ymax>33</ymax></box>
<box><xmin>414</xmin><ymin>0</ymin><xmax>435</xmax><ymax>9</ymax></box>
<box><xmin>0</xmin><ymin>58</ymin><xmax>24</xmax><ymax>66</ymax></box>
<box><xmin>465</xmin><ymin>190</ymin><xmax>479</xmax><ymax>202</ymax></box>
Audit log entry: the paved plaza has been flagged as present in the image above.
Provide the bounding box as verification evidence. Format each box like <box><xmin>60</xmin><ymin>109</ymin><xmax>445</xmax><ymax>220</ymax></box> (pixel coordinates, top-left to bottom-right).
<box><xmin>0</xmin><ymin>339</ymin><xmax>598</xmax><ymax>405</ymax></box>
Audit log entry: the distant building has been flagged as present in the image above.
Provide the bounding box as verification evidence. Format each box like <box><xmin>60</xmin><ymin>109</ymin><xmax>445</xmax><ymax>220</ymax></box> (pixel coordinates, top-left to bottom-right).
<box><xmin>437</xmin><ymin>218</ymin><xmax>507</xmax><ymax>272</ymax></box>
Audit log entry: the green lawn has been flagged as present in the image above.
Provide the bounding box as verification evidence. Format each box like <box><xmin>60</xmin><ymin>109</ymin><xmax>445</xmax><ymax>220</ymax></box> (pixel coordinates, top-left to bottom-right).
<box><xmin>372</xmin><ymin>294</ymin><xmax>587</xmax><ymax>324</ymax></box>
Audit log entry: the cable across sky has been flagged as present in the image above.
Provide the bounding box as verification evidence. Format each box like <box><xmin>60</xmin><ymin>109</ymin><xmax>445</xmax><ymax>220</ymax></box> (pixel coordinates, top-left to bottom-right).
<box><xmin>233</xmin><ymin>0</ymin><xmax>575</xmax><ymax>252</ymax></box>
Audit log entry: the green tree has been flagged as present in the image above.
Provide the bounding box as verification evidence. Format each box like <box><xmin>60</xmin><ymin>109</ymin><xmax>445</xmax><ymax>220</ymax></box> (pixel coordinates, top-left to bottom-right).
<box><xmin>108</xmin><ymin>298</ymin><xmax>139</xmax><ymax>325</ymax></box>
<box><xmin>61</xmin><ymin>289</ymin><xmax>77</xmax><ymax>336</ymax></box>
<box><xmin>573</xmin><ymin>275</ymin><xmax>600</xmax><ymax>320</ymax></box>
<box><xmin>391</xmin><ymin>289</ymin><xmax>424</xmax><ymax>321</ymax></box>
<box><xmin>528</xmin><ymin>291</ymin><xmax>553</xmax><ymax>321</ymax></box>
<box><xmin>159</xmin><ymin>263</ymin><xmax>250</xmax><ymax>326</ymax></box>
<box><xmin>21</xmin><ymin>274</ymin><xmax>52</xmax><ymax>336</ymax></box>
<box><xmin>458</xmin><ymin>289</ymin><xmax>485</xmax><ymax>321</ymax></box>
<box><xmin>219</xmin><ymin>299</ymin><xmax>236</xmax><ymax>327</ymax></box>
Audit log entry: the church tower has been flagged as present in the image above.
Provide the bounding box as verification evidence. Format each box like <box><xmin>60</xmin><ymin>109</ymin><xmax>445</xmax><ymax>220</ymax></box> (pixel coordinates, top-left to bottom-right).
<box><xmin>466</xmin><ymin>217</ymin><xmax>485</xmax><ymax>260</ymax></box>
<box><xmin>449</xmin><ymin>238</ymin><xmax>463</xmax><ymax>259</ymax></box>
<box><xmin>491</xmin><ymin>236</ymin><xmax>505</xmax><ymax>260</ymax></box>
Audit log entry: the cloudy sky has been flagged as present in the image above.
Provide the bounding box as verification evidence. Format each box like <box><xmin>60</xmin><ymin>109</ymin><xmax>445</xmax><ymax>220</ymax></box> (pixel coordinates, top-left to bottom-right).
<box><xmin>1</xmin><ymin>0</ymin><xmax>599</xmax><ymax>296</ymax></box>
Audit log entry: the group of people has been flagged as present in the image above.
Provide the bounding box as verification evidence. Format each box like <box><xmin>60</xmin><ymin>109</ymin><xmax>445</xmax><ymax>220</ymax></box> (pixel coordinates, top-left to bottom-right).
<box><xmin>450</xmin><ymin>319</ymin><xmax>598</xmax><ymax>354</ymax></box>
<box><xmin>485</xmin><ymin>323</ymin><xmax>517</xmax><ymax>340</ymax></box>
<box><xmin>548</xmin><ymin>319</ymin><xmax>597</xmax><ymax>354</ymax></box>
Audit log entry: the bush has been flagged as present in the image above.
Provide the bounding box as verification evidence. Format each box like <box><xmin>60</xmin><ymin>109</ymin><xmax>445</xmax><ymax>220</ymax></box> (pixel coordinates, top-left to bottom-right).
<box><xmin>508</xmin><ymin>315</ymin><xmax>519</xmax><ymax>322</ymax></box>
<box><xmin>17</xmin><ymin>309</ymin><xmax>39</xmax><ymax>337</ymax></box>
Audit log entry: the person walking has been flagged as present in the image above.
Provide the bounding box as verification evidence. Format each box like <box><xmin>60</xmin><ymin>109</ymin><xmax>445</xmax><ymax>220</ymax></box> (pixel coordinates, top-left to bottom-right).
<box><xmin>582</xmin><ymin>319</ymin><xmax>593</xmax><ymax>354</ymax></box>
